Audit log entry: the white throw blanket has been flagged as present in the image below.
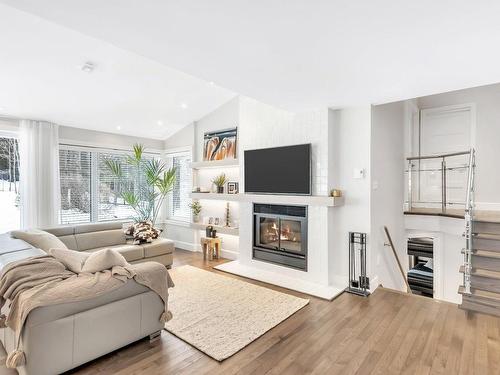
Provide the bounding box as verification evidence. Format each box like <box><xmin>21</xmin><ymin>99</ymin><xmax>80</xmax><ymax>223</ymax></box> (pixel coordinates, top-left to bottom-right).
<box><xmin>0</xmin><ymin>254</ymin><xmax>174</xmax><ymax>369</ymax></box>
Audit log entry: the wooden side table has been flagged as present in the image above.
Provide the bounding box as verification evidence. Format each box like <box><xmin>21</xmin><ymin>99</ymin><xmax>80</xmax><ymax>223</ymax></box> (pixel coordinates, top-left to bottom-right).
<box><xmin>200</xmin><ymin>237</ymin><xmax>222</xmax><ymax>260</ymax></box>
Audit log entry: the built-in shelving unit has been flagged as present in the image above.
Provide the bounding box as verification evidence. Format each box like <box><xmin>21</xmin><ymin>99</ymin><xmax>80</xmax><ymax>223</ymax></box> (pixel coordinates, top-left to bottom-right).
<box><xmin>190</xmin><ymin>159</ymin><xmax>239</xmax><ymax>169</ymax></box>
<box><xmin>190</xmin><ymin>222</ymin><xmax>239</xmax><ymax>235</ymax></box>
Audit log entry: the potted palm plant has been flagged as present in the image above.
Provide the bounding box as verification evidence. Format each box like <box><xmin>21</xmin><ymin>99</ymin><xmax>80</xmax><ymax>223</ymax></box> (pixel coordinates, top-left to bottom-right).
<box><xmin>104</xmin><ymin>144</ymin><xmax>176</xmax><ymax>236</ymax></box>
<box><xmin>189</xmin><ymin>200</ymin><xmax>202</xmax><ymax>223</ymax></box>
<box><xmin>212</xmin><ymin>173</ymin><xmax>227</xmax><ymax>194</ymax></box>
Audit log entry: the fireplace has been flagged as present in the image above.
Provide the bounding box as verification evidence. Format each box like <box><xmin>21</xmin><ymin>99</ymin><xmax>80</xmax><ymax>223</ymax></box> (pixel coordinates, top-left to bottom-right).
<box><xmin>253</xmin><ymin>203</ymin><xmax>307</xmax><ymax>271</ymax></box>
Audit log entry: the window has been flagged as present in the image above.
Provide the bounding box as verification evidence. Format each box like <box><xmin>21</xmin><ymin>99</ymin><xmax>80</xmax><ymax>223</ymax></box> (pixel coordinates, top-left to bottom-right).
<box><xmin>59</xmin><ymin>149</ymin><xmax>92</xmax><ymax>224</ymax></box>
<box><xmin>166</xmin><ymin>151</ymin><xmax>192</xmax><ymax>221</ymax></box>
<box><xmin>97</xmin><ymin>152</ymin><xmax>140</xmax><ymax>222</ymax></box>
<box><xmin>59</xmin><ymin>146</ymin><xmax>158</xmax><ymax>224</ymax></box>
<box><xmin>0</xmin><ymin>135</ymin><xmax>20</xmax><ymax>232</ymax></box>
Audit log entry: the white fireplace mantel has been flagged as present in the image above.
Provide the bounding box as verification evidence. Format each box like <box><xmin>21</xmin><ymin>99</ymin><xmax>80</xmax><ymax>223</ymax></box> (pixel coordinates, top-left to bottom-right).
<box><xmin>190</xmin><ymin>192</ymin><xmax>344</xmax><ymax>207</ymax></box>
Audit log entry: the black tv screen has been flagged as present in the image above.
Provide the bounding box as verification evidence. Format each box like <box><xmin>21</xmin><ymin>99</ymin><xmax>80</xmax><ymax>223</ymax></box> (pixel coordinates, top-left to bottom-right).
<box><xmin>244</xmin><ymin>144</ymin><xmax>311</xmax><ymax>195</ymax></box>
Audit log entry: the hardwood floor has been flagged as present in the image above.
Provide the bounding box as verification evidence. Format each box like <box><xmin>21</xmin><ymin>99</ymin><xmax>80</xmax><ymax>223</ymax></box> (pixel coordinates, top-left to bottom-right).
<box><xmin>70</xmin><ymin>249</ymin><xmax>500</xmax><ymax>375</ymax></box>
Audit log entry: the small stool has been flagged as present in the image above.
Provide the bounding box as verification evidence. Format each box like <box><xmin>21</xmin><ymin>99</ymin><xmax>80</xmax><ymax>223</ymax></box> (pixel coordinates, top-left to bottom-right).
<box><xmin>200</xmin><ymin>237</ymin><xmax>221</xmax><ymax>260</ymax></box>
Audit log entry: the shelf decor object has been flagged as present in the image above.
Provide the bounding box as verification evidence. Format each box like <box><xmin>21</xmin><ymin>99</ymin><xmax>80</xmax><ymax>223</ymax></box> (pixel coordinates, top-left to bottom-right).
<box><xmin>227</xmin><ymin>182</ymin><xmax>239</xmax><ymax>194</ymax></box>
<box><xmin>212</xmin><ymin>173</ymin><xmax>228</xmax><ymax>194</ymax></box>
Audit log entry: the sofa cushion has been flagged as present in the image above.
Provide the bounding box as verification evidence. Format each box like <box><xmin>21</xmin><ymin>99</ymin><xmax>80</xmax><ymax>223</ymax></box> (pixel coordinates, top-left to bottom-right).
<box><xmin>142</xmin><ymin>238</ymin><xmax>175</xmax><ymax>258</ymax></box>
<box><xmin>85</xmin><ymin>244</ymin><xmax>144</xmax><ymax>263</ymax></box>
<box><xmin>58</xmin><ymin>235</ymin><xmax>78</xmax><ymax>250</ymax></box>
<box><xmin>74</xmin><ymin>222</ymin><xmax>124</xmax><ymax>234</ymax></box>
<box><xmin>75</xmin><ymin>229</ymin><xmax>126</xmax><ymax>251</ymax></box>
<box><xmin>42</xmin><ymin>226</ymin><xmax>74</xmax><ymax>237</ymax></box>
<box><xmin>0</xmin><ymin>233</ymin><xmax>33</xmax><ymax>255</ymax></box>
<box><xmin>11</xmin><ymin>229</ymin><xmax>68</xmax><ymax>253</ymax></box>
<box><xmin>49</xmin><ymin>248</ymin><xmax>90</xmax><ymax>273</ymax></box>
<box><xmin>81</xmin><ymin>249</ymin><xmax>128</xmax><ymax>273</ymax></box>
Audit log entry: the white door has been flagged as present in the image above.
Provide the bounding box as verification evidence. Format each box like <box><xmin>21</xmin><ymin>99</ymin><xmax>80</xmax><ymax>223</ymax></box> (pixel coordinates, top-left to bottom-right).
<box><xmin>417</xmin><ymin>104</ymin><xmax>474</xmax><ymax>208</ymax></box>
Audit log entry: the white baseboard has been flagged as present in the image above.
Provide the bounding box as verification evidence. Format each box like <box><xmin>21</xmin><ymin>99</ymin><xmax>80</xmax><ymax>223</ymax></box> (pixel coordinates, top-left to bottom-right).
<box><xmin>173</xmin><ymin>240</ymin><xmax>238</xmax><ymax>260</ymax></box>
<box><xmin>173</xmin><ymin>240</ymin><xmax>199</xmax><ymax>252</ymax></box>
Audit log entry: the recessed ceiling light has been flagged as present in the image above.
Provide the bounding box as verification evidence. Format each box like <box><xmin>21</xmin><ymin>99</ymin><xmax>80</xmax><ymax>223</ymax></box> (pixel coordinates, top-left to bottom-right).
<box><xmin>116</xmin><ymin>125</ymin><xmax>121</xmax><ymax>130</ymax></box>
<box><xmin>208</xmin><ymin>81</ymin><xmax>215</xmax><ymax>86</ymax></box>
<box><xmin>81</xmin><ymin>61</ymin><xmax>95</xmax><ymax>73</ymax></box>
<box><xmin>180</xmin><ymin>103</ymin><xmax>188</xmax><ymax>109</ymax></box>
<box><xmin>0</xmin><ymin>107</ymin><xmax>4</xmax><ymax>111</ymax></box>
<box><xmin>157</xmin><ymin>120</ymin><xmax>164</xmax><ymax>126</ymax></box>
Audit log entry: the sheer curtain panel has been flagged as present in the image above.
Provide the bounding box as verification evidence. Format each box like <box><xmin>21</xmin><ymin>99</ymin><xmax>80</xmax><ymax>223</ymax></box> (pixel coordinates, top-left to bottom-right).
<box><xmin>19</xmin><ymin>120</ymin><xmax>61</xmax><ymax>228</ymax></box>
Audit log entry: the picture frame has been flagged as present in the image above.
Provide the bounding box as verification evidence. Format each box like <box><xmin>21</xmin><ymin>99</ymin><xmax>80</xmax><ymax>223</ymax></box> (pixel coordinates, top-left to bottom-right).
<box><xmin>214</xmin><ymin>217</ymin><xmax>220</xmax><ymax>226</ymax></box>
<box><xmin>203</xmin><ymin>127</ymin><xmax>237</xmax><ymax>161</ymax></box>
<box><xmin>227</xmin><ymin>181</ymin><xmax>239</xmax><ymax>194</ymax></box>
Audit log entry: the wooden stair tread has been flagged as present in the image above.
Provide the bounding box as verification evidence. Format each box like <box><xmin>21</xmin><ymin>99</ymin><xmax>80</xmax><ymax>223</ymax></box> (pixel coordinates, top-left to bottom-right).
<box><xmin>459</xmin><ymin>286</ymin><xmax>500</xmax><ymax>302</ymax></box>
<box><xmin>461</xmin><ymin>249</ymin><xmax>500</xmax><ymax>258</ymax></box>
<box><xmin>459</xmin><ymin>265</ymin><xmax>500</xmax><ymax>279</ymax></box>
<box><xmin>474</xmin><ymin>210</ymin><xmax>500</xmax><ymax>224</ymax></box>
<box><xmin>473</xmin><ymin>233</ymin><xmax>500</xmax><ymax>240</ymax></box>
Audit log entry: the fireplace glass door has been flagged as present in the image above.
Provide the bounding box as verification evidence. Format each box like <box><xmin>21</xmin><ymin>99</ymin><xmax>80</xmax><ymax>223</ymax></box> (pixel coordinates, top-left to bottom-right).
<box><xmin>279</xmin><ymin>219</ymin><xmax>303</xmax><ymax>254</ymax></box>
<box><xmin>258</xmin><ymin>216</ymin><xmax>280</xmax><ymax>250</ymax></box>
<box><xmin>255</xmin><ymin>214</ymin><xmax>306</xmax><ymax>255</ymax></box>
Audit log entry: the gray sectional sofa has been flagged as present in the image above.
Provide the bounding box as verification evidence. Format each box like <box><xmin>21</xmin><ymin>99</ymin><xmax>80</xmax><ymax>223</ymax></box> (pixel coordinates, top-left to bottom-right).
<box><xmin>0</xmin><ymin>221</ymin><xmax>175</xmax><ymax>375</ymax></box>
<box><xmin>44</xmin><ymin>221</ymin><xmax>174</xmax><ymax>268</ymax></box>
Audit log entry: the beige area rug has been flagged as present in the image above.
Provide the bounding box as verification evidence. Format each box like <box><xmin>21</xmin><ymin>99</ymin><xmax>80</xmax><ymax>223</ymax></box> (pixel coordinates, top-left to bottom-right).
<box><xmin>165</xmin><ymin>265</ymin><xmax>309</xmax><ymax>361</ymax></box>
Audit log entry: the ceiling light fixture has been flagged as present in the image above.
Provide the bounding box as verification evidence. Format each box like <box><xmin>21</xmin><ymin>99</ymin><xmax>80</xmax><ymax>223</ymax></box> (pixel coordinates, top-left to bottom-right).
<box><xmin>180</xmin><ymin>103</ymin><xmax>188</xmax><ymax>109</ymax></box>
<box><xmin>81</xmin><ymin>61</ymin><xmax>95</xmax><ymax>73</ymax></box>
<box><xmin>208</xmin><ymin>81</ymin><xmax>215</xmax><ymax>86</ymax></box>
<box><xmin>157</xmin><ymin>120</ymin><xmax>164</xmax><ymax>126</ymax></box>
<box><xmin>116</xmin><ymin>125</ymin><xmax>121</xmax><ymax>130</ymax></box>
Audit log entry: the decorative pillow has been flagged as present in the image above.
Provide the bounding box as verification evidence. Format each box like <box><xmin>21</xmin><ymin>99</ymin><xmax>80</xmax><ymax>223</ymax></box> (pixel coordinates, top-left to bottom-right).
<box><xmin>11</xmin><ymin>229</ymin><xmax>68</xmax><ymax>253</ymax></box>
<box><xmin>49</xmin><ymin>248</ymin><xmax>89</xmax><ymax>273</ymax></box>
<box><xmin>81</xmin><ymin>249</ymin><xmax>128</xmax><ymax>273</ymax></box>
<box><xmin>125</xmin><ymin>221</ymin><xmax>161</xmax><ymax>244</ymax></box>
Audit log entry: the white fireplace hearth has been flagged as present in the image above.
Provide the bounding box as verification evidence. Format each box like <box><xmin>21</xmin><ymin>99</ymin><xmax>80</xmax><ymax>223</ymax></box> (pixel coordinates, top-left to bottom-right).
<box><xmin>215</xmin><ymin>196</ymin><xmax>347</xmax><ymax>300</ymax></box>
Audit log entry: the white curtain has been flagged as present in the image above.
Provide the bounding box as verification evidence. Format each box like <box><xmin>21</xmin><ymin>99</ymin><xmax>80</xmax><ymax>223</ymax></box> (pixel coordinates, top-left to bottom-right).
<box><xmin>19</xmin><ymin>120</ymin><xmax>61</xmax><ymax>229</ymax></box>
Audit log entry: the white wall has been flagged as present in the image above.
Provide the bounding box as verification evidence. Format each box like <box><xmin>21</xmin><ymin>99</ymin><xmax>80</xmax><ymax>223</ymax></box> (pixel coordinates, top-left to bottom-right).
<box><xmin>329</xmin><ymin>107</ymin><xmax>372</xmax><ymax>285</ymax></box>
<box><xmin>59</xmin><ymin>125</ymin><xmax>164</xmax><ymax>151</ymax></box>
<box><xmin>162</xmin><ymin>97</ymin><xmax>241</xmax><ymax>257</ymax></box>
<box><xmin>416</xmin><ymin>82</ymin><xmax>500</xmax><ymax>209</ymax></box>
<box><xmin>164</xmin><ymin>122</ymin><xmax>195</xmax><ymax>150</ymax></box>
<box><xmin>370</xmin><ymin>101</ymin><xmax>406</xmax><ymax>291</ymax></box>
<box><xmin>239</xmin><ymin>96</ymin><xmax>329</xmax><ymax>195</ymax></box>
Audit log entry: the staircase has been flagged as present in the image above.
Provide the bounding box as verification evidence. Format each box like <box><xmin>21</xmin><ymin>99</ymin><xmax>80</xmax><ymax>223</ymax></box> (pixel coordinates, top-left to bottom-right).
<box><xmin>458</xmin><ymin>149</ymin><xmax>500</xmax><ymax>316</ymax></box>
<box><xmin>459</xmin><ymin>219</ymin><xmax>500</xmax><ymax>316</ymax></box>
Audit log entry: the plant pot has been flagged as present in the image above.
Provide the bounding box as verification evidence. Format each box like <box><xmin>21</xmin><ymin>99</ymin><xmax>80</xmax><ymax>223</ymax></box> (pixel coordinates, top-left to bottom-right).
<box><xmin>193</xmin><ymin>215</ymin><xmax>200</xmax><ymax>223</ymax></box>
<box><xmin>217</xmin><ymin>186</ymin><xmax>224</xmax><ymax>194</ymax></box>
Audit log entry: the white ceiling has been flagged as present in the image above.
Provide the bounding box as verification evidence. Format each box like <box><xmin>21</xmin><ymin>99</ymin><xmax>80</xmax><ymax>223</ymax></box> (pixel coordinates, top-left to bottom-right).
<box><xmin>3</xmin><ymin>0</ymin><xmax>500</xmax><ymax>113</ymax></box>
<box><xmin>0</xmin><ymin>4</ymin><xmax>236</xmax><ymax>139</ymax></box>
<box><xmin>2</xmin><ymin>1</ymin><xmax>500</xmax><ymax>137</ymax></box>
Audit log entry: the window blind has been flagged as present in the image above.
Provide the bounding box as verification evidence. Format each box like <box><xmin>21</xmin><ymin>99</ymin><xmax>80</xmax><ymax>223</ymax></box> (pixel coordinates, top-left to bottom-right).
<box><xmin>59</xmin><ymin>146</ymin><xmax>158</xmax><ymax>225</ymax></box>
<box><xmin>97</xmin><ymin>152</ymin><xmax>138</xmax><ymax>222</ymax></box>
<box><xmin>168</xmin><ymin>152</ymin><xmax>192</xmax><ymax>221</ymax></box>
<box><xmin>59</xmin><ymin>149</ymin><xmax>92</xmax><ymax>224</ymax></box>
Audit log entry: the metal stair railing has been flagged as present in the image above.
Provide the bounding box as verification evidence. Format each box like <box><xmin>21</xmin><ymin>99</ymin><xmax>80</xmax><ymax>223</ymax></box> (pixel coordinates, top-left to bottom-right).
<box><xmin>463</xmin><ymin>148</ymin><xmax>475</xmax><ymax>294</ymax></box>
<box><xmin>406</xmin><ymin>150</ymin><xmax>471</xmax><ymax>213</ymax></box>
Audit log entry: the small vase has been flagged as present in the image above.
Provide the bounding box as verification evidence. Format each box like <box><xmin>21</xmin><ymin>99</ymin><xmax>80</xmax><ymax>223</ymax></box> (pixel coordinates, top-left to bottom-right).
<box><xmin>193</xmin><ymin>215</ymin><xmax>200</xmax><ymax>223</ymax></box>
<box><xmin>217</xmin><ymin>186</ymin><xmax>224</xmax><ymax>194</ymax></box>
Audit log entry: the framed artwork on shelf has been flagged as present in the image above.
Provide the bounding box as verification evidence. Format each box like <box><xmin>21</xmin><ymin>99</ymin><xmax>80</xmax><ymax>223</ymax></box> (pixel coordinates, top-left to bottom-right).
<box><xmin>203</xmin><ymin>127</ymin><xmax>237</xmax><ymax>161</ymax></box>
<box><xmin>227</xmin><ymin>182</ymin><xmax>239</xmax><ymax>194</ymax></box>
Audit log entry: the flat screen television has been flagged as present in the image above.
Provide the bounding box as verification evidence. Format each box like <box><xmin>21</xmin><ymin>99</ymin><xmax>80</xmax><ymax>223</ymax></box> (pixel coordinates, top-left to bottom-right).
<box><xmin>244</xmin><ymin>144</ymin><xmax>311</xmax><ymax>195</ymax></box>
